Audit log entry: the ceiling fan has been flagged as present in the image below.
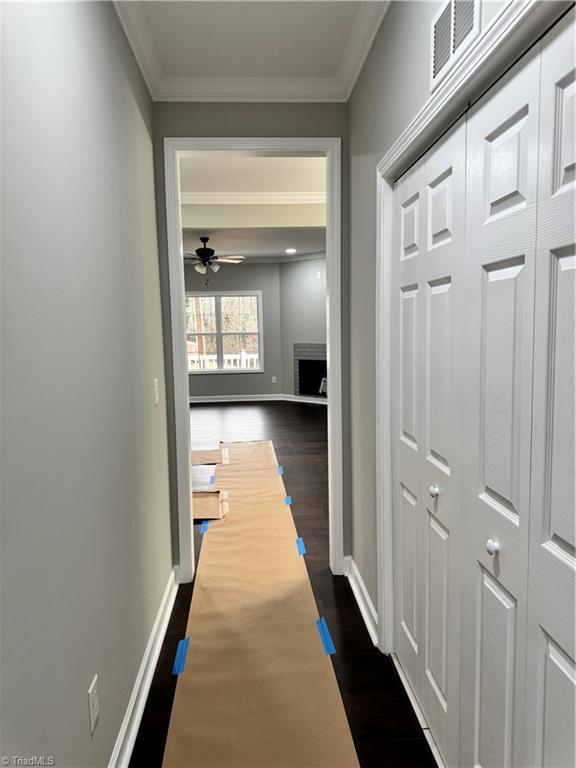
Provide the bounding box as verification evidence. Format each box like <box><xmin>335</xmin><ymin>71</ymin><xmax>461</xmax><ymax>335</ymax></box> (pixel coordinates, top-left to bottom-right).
<box><xmin>184</xmin><ymin>236</ymin><xmax>245</xmax><ymax>275</ymax></box>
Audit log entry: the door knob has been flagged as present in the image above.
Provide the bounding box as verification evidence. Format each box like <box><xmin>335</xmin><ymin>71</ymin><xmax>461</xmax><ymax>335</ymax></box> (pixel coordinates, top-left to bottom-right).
<box><xmin>486</xmin><ymin>538</ymin><xmax>500</xmax><ymax>556</ymax></box>
<box><xmin>428</xmin><ymin>484</ymin><xmax>440</xmax><ymax>499</ymax></box>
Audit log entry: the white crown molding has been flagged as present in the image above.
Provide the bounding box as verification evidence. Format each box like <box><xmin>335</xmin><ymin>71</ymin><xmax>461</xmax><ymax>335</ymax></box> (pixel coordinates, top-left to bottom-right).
<box><xmin>114</xmin><ymin>1</ymin><xmax>389</xmax><ymax>102</ymax></box>
<box><xmin>338</xmin><ymin>1</ymin><xmax>390</xmax><ymax>100</ymax></box>
<box><xmin>180</xmin><ymin>191</ymin><xmax>326</xmax><ymax>206</ymax></box>
<box><xmin>243</xmin><ymin>251</ymin><xmax>326</xmax><ymax>264</ymax></box>
<box><xmin>114</xmin><ymin>1</ymin><xmax>163</xmax><ymax>98</ymax></box>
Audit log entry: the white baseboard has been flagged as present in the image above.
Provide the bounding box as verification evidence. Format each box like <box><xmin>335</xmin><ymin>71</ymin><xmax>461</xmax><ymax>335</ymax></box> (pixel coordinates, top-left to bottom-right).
<box><xmin>189</xmin><ymin>394</ymin><xmax>327</xmax><ymax>406</ymax></box>
<box><xmin>390</xmin><ymin>653</ymin><xmax>445</xmax><ymax>768</ymax></box>
<box><xmin>344</xmin><ymin>556</ymin><xmax>379</xmax><ymax>646</ymax></box>
<box><xmin>108</xmin><ymin>568</ymin><xmax>178</xmax><ymax>768</ymax></box>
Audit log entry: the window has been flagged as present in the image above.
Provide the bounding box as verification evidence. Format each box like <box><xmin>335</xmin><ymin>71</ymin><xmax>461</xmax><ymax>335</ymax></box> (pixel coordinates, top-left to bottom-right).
<box><xmin>185</xmin><ymin>292</ymin><xmax>263</xmax><ymax>373</ymax></box>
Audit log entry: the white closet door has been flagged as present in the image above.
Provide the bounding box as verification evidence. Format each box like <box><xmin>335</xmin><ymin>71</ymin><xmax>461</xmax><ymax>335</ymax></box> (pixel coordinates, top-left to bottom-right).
<box><xmin>393</xmin><ymin>121</ymin><xmax>466</xmax><ymax>767</ymax></box>
<box><xmin>394</xmin><ymin>156</ymin><xmax>425</xmax><ymax>695</ymax></box>
<box><xmin>459</xmin><ymin>45</ymin><xmax>541</xmax><ymax>768</ymax></box>
<box><xmin>418</xmin><ymin>122</ymin><xmax>465</xmax><ymax>768</ymax></box>
<box><xmin>524</xmin><ymin>12</ymin><xmax>576</xmax><ymax>768</ymax></box>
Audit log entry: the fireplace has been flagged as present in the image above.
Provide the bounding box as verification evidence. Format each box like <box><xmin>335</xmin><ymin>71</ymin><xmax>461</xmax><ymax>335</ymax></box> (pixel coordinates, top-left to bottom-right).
<box><xmin>293</xmin><ymin>343</ymin><xmax>327</xmax><ymax>397</ymax></box>
<box><xmin>298</xmin><ymin>359</ymin><xmax>327</xmax><ymax>396</ymax></box>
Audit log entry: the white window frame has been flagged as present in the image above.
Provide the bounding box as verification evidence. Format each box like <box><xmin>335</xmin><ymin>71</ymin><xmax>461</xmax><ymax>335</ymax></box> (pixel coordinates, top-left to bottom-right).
<box><xmin>186</xmin><ymin>290</ymin><xmax>264</xmax><ymax>374</ymax></box>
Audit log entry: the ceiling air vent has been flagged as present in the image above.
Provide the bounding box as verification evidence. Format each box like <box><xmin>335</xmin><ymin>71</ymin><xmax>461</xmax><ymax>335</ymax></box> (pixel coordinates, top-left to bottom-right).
<box><xmin>433</xmin><ymin>2</ymin><xmax>452</xmax><ymax>78</ymax></box>
<box><xmin>431</xmin><ymin>0</ymin><xmax>480</xmax><ymax>91</ymax></box>
<box><xmin>454</xmin><ymin>0</ymin><xmax>476</xmax><ymax>51</ymax></box>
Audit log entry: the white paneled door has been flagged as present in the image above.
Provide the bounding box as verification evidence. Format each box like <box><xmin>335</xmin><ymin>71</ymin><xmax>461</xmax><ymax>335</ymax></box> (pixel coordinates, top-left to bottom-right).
<box><xmin>393</xmin><ymin>120</ymin><xmax>466</xmax><ymax>768</ymax></box>
<box><xmin>390</xmin><ymin>10</ymin><xmax>575</xmax><ymax>768</ymax></box>
<box><xmin>459</xmin><ymin>42</ymin><xmax>541</xmax><ymax>768</ymax></box>
<box><xmin>524</xmin><ymin>13</ymin><xmax>575</xmax><ymax>768</ymax></box>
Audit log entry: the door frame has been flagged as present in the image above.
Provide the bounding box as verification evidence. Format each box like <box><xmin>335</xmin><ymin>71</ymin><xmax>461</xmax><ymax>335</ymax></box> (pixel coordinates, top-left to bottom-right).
<box><xmin>374</xmin><ymin>0</ymin><xmax>566</xmax><ymax>652</ymax></box>
<box><xmin>164</xmin><ymin>136</ymin><xmax>345</xmax><ymax>583</ymax></box>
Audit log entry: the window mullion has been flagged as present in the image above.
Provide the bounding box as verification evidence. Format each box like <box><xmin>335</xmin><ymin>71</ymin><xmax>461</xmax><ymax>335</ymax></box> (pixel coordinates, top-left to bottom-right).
<box><xmin>216</xmin><ymin>296</ymin><xmax>224</xmax><ymax>370</ymax></box>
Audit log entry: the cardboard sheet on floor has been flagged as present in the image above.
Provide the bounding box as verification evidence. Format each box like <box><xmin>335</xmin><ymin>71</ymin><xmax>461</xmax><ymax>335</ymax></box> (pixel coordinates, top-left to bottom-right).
<box><xmin>218</xmin><ymin>439</ymin><xmax>278</xmax><ymax>468</ymax></box>
<box><xmin>163</xmin><ymin>440</ymin><xmax>359</xmax><ymax>768</ymax></box>
<box><xmin>191</xmin><ymin>447</ymin><xmax>230</xmax><ymax>466</ymax></box>
<box><xmin>192</xmin><ymin>490</ymin><xmax>228</xmax><ymax>521</ymax></box>
<box><xmin>191</xmin><ymin>464</ymin><xmax>218</xmax><ymax>492</ymax></box>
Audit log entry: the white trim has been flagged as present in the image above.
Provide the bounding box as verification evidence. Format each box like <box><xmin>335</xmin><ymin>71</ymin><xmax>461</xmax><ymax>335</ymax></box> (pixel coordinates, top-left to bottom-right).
<box><xmin>108</xmin><ymin>569</ymin><xmax>178</xmax><ymax>768</ymax></box>
<box><xmin>390</xmin><ymin>654</ymin><xmax>445</xmax><ymax>768</ymax></box>
<box><xmin>337</xmin><ymin>1</ymin><xmax>391</xmax><ymax>100</ymax></box>
<box><xmin>390</xmin><ymin>653</ymin><xmax>429</xmax><ymax>730</ymax></box>
<box><xmin>114</xmin><ymin>2</ymin><xmax>388</xmax><ymax>102</ymax></box>
<box><xmin>164</xmin><ymin>143</ymin><xmax>195</xmax><ymax>583</ymax></box>
<box><xmin>113</xmin><ymin>1</ymin><xmax>162</xmax><ymax>99</ymax></box>
<box><xmin>374</xmin><ymin>0</ymin><xmax>566</xmax><ymax>654</ymax></box>
<box><xmin>189</xmin><ymin>394</ymin><xmax>328</xmax><ymax>406</ymax></box>
<box><xmin>189</xmin><ymin>368</ymin><xmax>264</xmax><ymax>376</ymax></box>
<box><xmin>241</xmin><ymin>252</ymin><xmax>327</xmax><ymax>265</ymax></box>
<box><xmin>344</xmin><ymin>556</ymin><xmax>379</xmax><ymax>646</ymax></box>
<box><xmin>165</xmin><ymin>137</ymin><xmax>344</xmax><ymax>578</ymax></box>
<box><xmin>375</xmin><ymin>172</ymin><xmax>395</xmax><ymax>654</ymax></box>
<box><xmin>377</xmin><ymin>0</ymin><xmax>566</xmax><ymax>180</ymax></box>
<box><xmin>429</xmin><ymin>0</ymin><xmax>482</xmax><ymax>93</ymax></box>
<box><xmin>185</xmin><ymin>290</ymin><xmax>264</xmax><ymax>374</ymax></box>
<box><xmin>181</xmin><ymin>191</ymin><xmax>326</xmax><ymax>206</ymax></box>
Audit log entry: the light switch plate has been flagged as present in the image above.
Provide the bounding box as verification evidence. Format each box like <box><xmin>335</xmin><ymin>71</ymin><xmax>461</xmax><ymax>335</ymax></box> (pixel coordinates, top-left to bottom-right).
<box><xmin>272</xmin><ymin>376</ymin><xmax>277</xmax><ymax>384</ymax></box>
<box><xmin>153</xmin><ymin>378</ymin><xmax>160</xmax><ymax>406</ymax></box>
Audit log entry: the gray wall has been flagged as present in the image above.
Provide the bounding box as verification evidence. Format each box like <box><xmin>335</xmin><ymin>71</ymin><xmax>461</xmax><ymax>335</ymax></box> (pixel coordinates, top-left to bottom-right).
<box><xmin>348</xmin><ymin>1</ymin><xmax>440</xmax><ymax>602</ymax></box>
<box><xmin>185</xmin><ymin>257</ymin><xmax>326</xmax><ymax>397</ymax></box>
<box><xmin>346</xmin><ymin>0</ymin><xmax>537</xmax><ymax>604</ymax></box>
<box><xmin>153</xmin><ymin>102</ymin><xmax>352</xmax><ymax>551</ymax></box>
<box><xmin>0</xmin><ymin>4</ymin><xmax>172</xmax><ymax>765</ymax></box>
<box><xmin>280</xmin><ymin>258</ymin><xmax>326</xmax><ymax>394</ymax></box>
<box><xmin>185</xmin><ymin>263</ymin><xmax>283</xmax><ymax>396</ymax></box>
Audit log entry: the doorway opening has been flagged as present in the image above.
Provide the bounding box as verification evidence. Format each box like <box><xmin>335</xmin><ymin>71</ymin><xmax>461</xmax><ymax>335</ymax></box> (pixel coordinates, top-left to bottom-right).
<box><xmin>163</xmin><ymin>138</ymin><xmax>343</xmax><ymax>582</ymax></box>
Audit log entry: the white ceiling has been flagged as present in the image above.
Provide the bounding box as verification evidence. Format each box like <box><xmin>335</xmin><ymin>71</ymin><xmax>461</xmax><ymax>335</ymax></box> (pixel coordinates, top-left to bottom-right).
<box><xmin>180</xmin><ymin>154</ymin><xmax>326</xmax><ymax>228</ymax></box>
<box><xmin>180</xmin><ymin>156</ymin><xmax>326</xmax><ymax>200</ymax></box>
<box><xmin>183</xmin><ymin>227</ymin><xmax>326</xmax><ymax>261</ymax></box>
<box><xmin>114</xmin><ymin>1</ymin><xmax>389</xmax><ymax>101</ymax></box>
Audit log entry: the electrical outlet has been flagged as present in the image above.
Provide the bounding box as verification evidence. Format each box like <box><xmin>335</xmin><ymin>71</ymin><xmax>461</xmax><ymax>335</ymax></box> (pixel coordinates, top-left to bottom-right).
<box><xmin>88</xmin><ymin>675</ymin><xmax>100</xmax><ymax>735</ymax></box>
<box><xmin>153</xmin><ymin>378</ymin><xmax>160</xmax><ymax>406</ymax></box>
<box><xmin>272</xmin><ymin>376</ymin><xmax>277</xmax><ymax>384</ymax></box>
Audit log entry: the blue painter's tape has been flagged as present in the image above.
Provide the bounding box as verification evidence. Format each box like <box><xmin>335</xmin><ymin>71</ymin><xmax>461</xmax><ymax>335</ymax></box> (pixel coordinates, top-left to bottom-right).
<box><xmin>277</xmin><ymin>465</ymin><xmax>284</xmax><ymax>476</ymax></box>
<box><xmin>200</xmin><ymin>520</ymin><xmax>209</xmax><ymax>534</ymax></box>
<box><xmin>209</xmin><ymin>474</ymin><xmax>216</xmax><ymax>485</ymax></box>
<box><xmin>284</xmin><ymin>495</ymin><xmax>292</xmax><ymax>506</ymax></box>
<box><xmin>172</xmin><ymin>637</ymin><xmax>190</xmax><ymax>675</ymax></box>
<box><xmin>316</xmin><ymin>617</ymin><xmax>336</xmax><ymax>655</ymax></box>
<box><xmin>296</xmin><ymin>537</ymin><xmax>306</xmax><ymax>556</ymax></box>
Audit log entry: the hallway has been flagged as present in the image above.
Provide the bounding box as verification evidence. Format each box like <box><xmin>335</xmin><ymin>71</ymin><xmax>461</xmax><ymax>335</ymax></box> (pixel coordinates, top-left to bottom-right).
<box><xmin>132</xmin><ymin>403</ymin><xmax>435</xmax><ymax>767</ymax></box>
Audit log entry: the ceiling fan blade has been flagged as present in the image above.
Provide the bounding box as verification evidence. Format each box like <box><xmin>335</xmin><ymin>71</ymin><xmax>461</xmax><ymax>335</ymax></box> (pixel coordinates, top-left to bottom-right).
<box><xmin>217</xmin><ymin>257</ymin><xmax>245</xmax><ymax>264</ymax></box>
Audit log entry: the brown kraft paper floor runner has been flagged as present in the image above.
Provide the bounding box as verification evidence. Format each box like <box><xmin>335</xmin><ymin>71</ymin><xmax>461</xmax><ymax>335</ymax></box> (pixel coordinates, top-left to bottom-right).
<box><xmin>192</xmin><ymin>491</ymin><xmax>228</xmax><ymax>521</ymax></box>
<box><xmin>163</xmin><ymin>441</ymin><xmax>359</xmax><ymax>768</ymax></box>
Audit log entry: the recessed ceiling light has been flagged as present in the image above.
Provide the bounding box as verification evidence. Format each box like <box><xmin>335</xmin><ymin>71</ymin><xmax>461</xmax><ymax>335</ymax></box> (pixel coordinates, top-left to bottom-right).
<box><xmin>285</xmin><ymin>248</ymin><xmax>297</xmax><ymax>254</ymax></box>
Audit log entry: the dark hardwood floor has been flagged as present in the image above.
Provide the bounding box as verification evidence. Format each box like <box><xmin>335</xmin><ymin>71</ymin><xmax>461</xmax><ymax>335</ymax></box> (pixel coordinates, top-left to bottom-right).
<box><xmin>131</xmin><ymin>402</ymin><xmax>435</xmax><ymax>768</ymax></box>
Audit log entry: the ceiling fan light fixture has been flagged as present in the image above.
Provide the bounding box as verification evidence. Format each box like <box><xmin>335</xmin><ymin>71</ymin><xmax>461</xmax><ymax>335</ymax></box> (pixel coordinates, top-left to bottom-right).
<box><xmin>210</xmin><ymin>262</ymin><xmax>221</xmax><ymax>273</ymax></box>
<box><xmin>194</xmin><ymin>263</ymin><xmax>207</xmax><ymax>275</ymax></box>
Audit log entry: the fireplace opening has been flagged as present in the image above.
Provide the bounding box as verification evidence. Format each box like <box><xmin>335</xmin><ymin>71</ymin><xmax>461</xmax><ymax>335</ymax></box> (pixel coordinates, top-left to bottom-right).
<box><xmin>298</xmin><ymin>359</ymin><xmax>327</xmax><ymax>397</ymax></box>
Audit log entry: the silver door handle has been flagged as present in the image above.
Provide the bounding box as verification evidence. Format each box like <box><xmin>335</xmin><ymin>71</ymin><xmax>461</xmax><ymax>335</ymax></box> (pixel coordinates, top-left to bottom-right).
<box><xmin>428</xmin><ymin>484</ymin><xmax>440</xmax><ymax>499</ymax></box>
<box><xmin>486</xmin><ymin>538</ymin><xmax>500</xmax><ymax>556</ymax></box>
